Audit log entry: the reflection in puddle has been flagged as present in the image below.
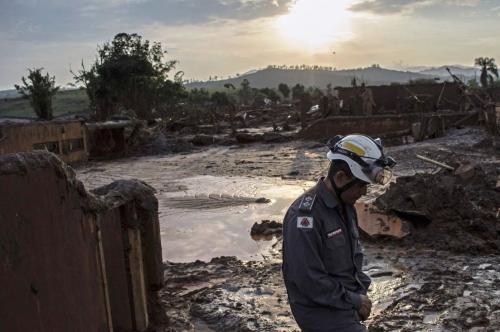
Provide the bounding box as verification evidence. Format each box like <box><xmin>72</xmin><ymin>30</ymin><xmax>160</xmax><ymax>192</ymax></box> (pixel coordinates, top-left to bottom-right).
<box><xmin>159</xmin><ymin>175</ymin><xmax>312</xmax><ymax>262</ymax></box>
<box><xmin>251</xmin><ymin>234</ymin><xmax>279</xmax><ymax>241</ymax></box>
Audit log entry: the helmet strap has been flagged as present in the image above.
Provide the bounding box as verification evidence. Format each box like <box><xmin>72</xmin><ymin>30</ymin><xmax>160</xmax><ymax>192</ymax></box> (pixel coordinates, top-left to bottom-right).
<box><xmin>329</xmin><ymin>176</ymin><xmax>359</xmax><ymax>203</ymax></box>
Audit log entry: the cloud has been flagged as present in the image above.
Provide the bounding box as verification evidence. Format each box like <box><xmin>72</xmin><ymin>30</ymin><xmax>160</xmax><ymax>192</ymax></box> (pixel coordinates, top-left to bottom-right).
<box><xmin>349</xmin><ymin>0</ymin><xmax>481</xmax><ymax>15</ymax></box>
<box><xmin>124</xmin><ymin>0</ymin><xmax>293</xmax><ymax>25</ymax></box>
<box><xmin>0</xmin><ymin>0</ymin><xmax>293</xmax><ymax>42</ymax></box>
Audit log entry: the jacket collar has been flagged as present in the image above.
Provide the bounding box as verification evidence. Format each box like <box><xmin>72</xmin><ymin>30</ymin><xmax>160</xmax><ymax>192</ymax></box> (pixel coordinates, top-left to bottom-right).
<box><xmin>316</xmin><ymin>177</ymin><xmax>339</xmax><ymax>209</ymax></box>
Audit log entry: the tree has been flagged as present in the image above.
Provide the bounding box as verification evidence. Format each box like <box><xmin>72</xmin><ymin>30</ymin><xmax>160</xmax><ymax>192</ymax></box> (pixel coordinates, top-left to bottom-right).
<box><xmin>291</xmin><ymin>83</ymin><xmax>306</xmax><ymax>100</ymax></box>
<box><xmin>308</xmin><ymin>86</ymin><xmax>324</xmax><ymax>102</ymax></box>
<box><xmin>326</xmin><ymin>83</ymin><xmax>333</xmax><ymax>97</ymax></box>
<box><xmin>259</xmin><ymin>87</ymin><xmax>281</xmax><ymax>103</ymax></box>
<box><xmin>187</xmin><ymin>88</ymin><xmax>210</xmax><ymax>106</ymax></box>
<box><xmin>408</xmin><ymin>78</ymin><xmax>439</xmax><ymax>85</ymax></box>
<box><xmin>238</xmin><ymin>79</ymin><xmax>253</xmax><ymax>105</ymax></box>
<box><xmin>210</xmin><ymin>91</ymin><xmax>230</xmax><ymax>107</ymax></box>
<box><xmin>73</xmin><ymin>33</ymin><xmax>184</xmax><ymax>120</ymax></box>
<box><xmin>15</xmin><ymin>68</ymin><xmax>59</xmax><ymax>120</ymax></box>
<box><xmin>474</xmin><ymin>57</ymin><xmax>498</xmax><ymax>88</ymax></box>
<box><xmin>351</xmin><ymin>77</ymin><xmax>358</xmax><ymax>87</ymax></box>
<box><xmin>224</xmin><ymin>83</ymin><xmax>235</xmax><ymax>90</ymax></box>
<box><xmin>278</xmin><ymin>83</ymin><xmax>290</xmax><ymax>99</ymax></box>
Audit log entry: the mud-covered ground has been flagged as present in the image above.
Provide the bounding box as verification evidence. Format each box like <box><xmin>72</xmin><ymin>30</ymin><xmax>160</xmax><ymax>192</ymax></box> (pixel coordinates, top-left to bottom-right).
<box><xmin>76</xmin><ymin>127</ymin><xmax>499</xmax><ymax>331</ymax></box>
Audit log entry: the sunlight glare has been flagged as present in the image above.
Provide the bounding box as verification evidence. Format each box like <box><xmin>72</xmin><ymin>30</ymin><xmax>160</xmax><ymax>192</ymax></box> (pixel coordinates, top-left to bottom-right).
<box><xmin>276</xmin><ymin>0</ymin><xmax>354</xmax><ymax>51</ymax></box>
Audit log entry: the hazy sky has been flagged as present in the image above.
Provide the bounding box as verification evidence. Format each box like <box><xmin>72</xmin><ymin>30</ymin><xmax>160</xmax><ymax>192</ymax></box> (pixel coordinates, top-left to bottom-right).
<box><xmin>1</xmin><ymin>0</ymin><xmax>500</xmax><ymax>89</ymax></box>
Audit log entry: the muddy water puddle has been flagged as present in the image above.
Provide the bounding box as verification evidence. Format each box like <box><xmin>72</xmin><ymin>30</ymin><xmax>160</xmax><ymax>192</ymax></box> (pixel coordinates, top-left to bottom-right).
<box><xmin>159</xmin><ymin>175</ymin><xmax>313</xmax><ymax>262</ymax></box>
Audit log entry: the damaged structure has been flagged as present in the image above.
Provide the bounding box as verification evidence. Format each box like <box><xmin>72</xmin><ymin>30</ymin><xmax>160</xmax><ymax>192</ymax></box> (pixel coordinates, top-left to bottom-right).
<box><xmin>86</xmin><ymin>120</ymin><xmax>136</xmax><ymax>159</ymax></box>
<box><xmin>0</xmin><ymin>151</ymin><xmax>163</xmax><ymax>332</ymax></box>
<box><xmin>0</xmin><ymin>119</ymin><xmax>140</xmax><ymax>163</ymax></box>
<box><xmin>302</xmin><ymin>82</ymin><xmax>500</xmax><ymax>142</ymax></box>
<box><xmin>0</xmin><ymin>120</ymin><xmax>88</xmax><ymax>163</ymax></box>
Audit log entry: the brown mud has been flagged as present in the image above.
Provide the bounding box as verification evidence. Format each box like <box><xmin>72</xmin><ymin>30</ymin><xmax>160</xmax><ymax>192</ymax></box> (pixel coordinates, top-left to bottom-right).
<box><xmin>375</xmin><ymin>162</ymin><xmax>500</xmax><ymax>254</ymax></box>
<box><xmin>76</xmin><ymin>127</ymin><xmax>499</xmax><ymax>331</ymax></box>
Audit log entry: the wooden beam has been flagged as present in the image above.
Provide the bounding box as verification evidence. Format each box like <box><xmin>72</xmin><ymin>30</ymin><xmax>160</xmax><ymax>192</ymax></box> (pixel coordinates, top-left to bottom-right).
<box><xmin>127</xmin><ymin>227</ymin><xmax>149</xmax><ymax>331</ymax></box>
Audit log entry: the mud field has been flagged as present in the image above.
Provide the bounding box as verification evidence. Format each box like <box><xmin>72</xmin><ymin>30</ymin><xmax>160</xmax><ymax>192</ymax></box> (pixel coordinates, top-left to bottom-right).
<box><xmin>76</xmin><ymin>127</ymin><xmax>499</xmax><ymax>331</ymax></box>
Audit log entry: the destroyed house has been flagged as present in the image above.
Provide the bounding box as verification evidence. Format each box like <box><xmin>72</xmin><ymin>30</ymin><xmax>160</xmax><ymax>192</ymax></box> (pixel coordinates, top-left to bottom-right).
<box><xmin>334</xmin><ymin>82</ymin><xmax>465</xmax><ymax>115</ymax></box>
<box><xmin>0</xmin><ymin>119</ymin><xmax>88</xmax><ymax>163</ymax></box>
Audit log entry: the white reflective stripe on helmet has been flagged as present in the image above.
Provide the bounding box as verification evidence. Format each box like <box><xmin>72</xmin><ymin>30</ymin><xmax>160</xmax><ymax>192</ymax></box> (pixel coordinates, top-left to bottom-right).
<box><xmin>327</xmin><ymin>152</ymin><xmax>373</xmax><ymax>183</ymax></box>
<box><xmin>327</xmin><ymin>151</ymin><xmax>393</xmax><ymax>185</ymax></box>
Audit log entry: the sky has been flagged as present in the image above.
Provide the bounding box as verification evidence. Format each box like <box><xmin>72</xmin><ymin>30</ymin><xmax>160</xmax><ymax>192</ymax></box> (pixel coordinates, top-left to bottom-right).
<box><xmin>1</xmin><ymin>0</ymin><xmax>500</xmax><ymax>89</ymax></box>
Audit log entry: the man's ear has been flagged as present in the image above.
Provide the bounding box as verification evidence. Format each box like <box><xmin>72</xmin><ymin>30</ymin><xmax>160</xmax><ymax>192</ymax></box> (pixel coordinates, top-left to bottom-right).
<box><xmin>333</xmin><ymin>171</ymin><xmax>347</xmax><ymax>187</ymax></box>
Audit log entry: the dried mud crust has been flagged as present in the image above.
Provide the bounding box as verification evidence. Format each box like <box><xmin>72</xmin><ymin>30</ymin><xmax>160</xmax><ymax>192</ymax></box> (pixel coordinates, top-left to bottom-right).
<box><xmin>160</xmin><ymin>256</ymin><xmax>299</xmax><ymax>332</ymax></box>
<box><xmin>375</xmin><ymin>162</ymin><xmax>500</xmax><ymax>254</ymax></box>
<box><xmin>369</xmin><ymin>248</ymin><xmax>500</xmax><ymax>332</ymax></box>
<box><xmin>76</xmin><ymin>127</ymin><xmax>499</xmax><ymax>331</ymax></box>
<box><xmin>157</xmin><ymin>244</ymin><xmax>500</xmax><ymax>332</ymax></box>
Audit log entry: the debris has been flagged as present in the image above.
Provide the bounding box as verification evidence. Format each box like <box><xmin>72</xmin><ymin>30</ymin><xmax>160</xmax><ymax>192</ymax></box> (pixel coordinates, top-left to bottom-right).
<box><xmin>250</xmin><ymin>220</ymin><xmax>283</xmax><ymax>237</ymax></box>
<box><xmin>454</xmin><ymin>162</ymin><xmax>478</xmax><ymax>181</ymax></box>
<box><xmin>416</xmin><ymin>154</ymin><xmax>455</xmax><ymax>171</ymax></box>
<box><xmin>374</xmin><ymin>162</ymin><xmax>500</xmax><ymax>253</ymax></box>
<box><xmin>478</xmin><ymin>263</ymin><xmax>492</xmax><ymax>270</ymax></box>
<box><xmin>451</xmin><ymin>111</ymin><xmax>479</xmax><ymax>128</ymax></box>
<box><xmin>190</xmin><ymin>134</ymin><xmax>218</xmax><ymax>146</ymax></box>
<box><xmin>235</xmin><ymin>132</ymin><xmax>262</xmax><ymax>144</ymax></box>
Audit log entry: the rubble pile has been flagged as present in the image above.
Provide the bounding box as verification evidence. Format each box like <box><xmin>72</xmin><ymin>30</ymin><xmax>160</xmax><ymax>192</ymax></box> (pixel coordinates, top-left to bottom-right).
<box><xmin>250</xmin><ymin>220</ymin><xmax>283</xmax><ymax>237</ymax></box>
<box><xmin>375</xmin><ymin>162</ymin><xmax>500</xmax><ymax>253</ymax></box>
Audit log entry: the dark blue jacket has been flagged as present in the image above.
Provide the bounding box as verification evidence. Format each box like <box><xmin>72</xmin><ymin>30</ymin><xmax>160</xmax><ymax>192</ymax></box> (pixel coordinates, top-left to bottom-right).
<box><xmin>282</xmin><ymin>178</ymin><xmax>371</xmax><ymax>331</ymax></box>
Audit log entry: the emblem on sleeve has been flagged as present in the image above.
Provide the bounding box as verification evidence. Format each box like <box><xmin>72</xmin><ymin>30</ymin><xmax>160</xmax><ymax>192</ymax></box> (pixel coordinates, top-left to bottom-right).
<box><xmin>297</xmin><ymin>216</ymin><xmax>313</xmax><ymax>229</ymax></box>
<box><xmin>298</xmin><ymin>193</ymin><xmax>316</xmax><ymax>213</ymax></box>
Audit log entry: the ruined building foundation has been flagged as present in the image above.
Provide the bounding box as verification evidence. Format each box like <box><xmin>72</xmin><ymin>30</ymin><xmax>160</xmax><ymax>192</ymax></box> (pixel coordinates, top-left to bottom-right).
<box><xmin>0</xmin><ymin>151</ymin><xmax>163</xmax><ymax>332</ymax></box>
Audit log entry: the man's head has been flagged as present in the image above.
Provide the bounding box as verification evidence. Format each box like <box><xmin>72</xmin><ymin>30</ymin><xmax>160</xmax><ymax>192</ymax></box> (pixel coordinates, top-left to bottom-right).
<box><xmin>327</xmin><ymin>160</ymin><xmax>368</xmax><ymax>204</ymax></box>
<box><xmin>325</xmin><ymin>134</ymin><xmax>396</xmax><ymax>204</ymax></box>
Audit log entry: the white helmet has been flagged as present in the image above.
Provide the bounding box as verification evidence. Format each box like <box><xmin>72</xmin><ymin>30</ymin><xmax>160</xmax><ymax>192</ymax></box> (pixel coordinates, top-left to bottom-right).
<box><xmin>326</xmin><ymin>134</ymin><xmax>396</xmax><ymax>185</ymax></box>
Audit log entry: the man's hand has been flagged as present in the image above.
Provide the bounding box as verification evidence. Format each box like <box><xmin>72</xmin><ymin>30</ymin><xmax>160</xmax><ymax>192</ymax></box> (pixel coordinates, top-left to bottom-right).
<box><xmin>358</xmin><ymin>295</ymin><xmax>372</xmax><ymax>321</ymax></box>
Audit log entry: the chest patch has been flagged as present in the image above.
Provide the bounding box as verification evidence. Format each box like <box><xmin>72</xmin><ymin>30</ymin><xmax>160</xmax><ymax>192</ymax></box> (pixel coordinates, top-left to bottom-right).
<box><xmin>297</xmin><ymin>216</ymin><xmax>313</xmax><ymax>229</ymax></box>
<box><xmin>327</xmin><ymin>228</ymin><xmax>342</xmax><ymax>238</ymax></box>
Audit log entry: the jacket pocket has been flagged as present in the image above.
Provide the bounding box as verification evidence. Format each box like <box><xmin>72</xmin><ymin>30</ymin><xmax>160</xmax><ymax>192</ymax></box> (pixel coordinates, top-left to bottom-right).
<box><xmin>325</xmin><ymin>231</ymin><xmax>346</xmax><ymax>249</ymax></box>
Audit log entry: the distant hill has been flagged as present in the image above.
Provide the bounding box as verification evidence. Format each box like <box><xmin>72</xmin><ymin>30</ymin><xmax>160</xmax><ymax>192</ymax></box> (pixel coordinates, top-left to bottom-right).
<box><xmin>0</xmin><ymin>89</ymin><xmax>21</xmax><ymax>99</ymax></box>
<box><xmin>0</xmin><ymin>89</ymin><xmax>89</xmax><ymax>118</ymax></box>
<box><xmin>411</xmin><ymin>65</ymin><xmax>479</xmax><ymax>82</ymax></box>
<box><xmin>186</xmin><ymin>67</ymin><xmax>434</xmax><ymax>90</ymax></box>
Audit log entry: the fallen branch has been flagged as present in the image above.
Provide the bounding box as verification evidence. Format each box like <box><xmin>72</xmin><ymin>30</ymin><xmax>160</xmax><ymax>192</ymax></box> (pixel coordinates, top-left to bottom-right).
<box><xmin>450</xmin><ymin>111</ymin><xmax>479</xmax><ymax>128</ymax></box>
<box><xmin>415</xmin><ymin>154</ymin><xmax>455</xmax><ymax>171</ymax></box>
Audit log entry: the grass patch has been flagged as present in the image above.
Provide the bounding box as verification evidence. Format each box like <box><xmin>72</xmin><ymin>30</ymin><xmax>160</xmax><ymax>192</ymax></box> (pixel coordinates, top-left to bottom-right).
<box><xmin>0</xmin><ymin>89</ymin><xmax>90</xmax><ymax>118</ymax></box>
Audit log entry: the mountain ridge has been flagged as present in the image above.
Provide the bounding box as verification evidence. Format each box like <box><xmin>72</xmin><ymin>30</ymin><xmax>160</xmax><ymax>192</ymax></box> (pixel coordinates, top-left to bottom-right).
<box><xmin>186</xmin><ymin>65</ymin><xmax>478</xmax><ymax>90</ymax></box>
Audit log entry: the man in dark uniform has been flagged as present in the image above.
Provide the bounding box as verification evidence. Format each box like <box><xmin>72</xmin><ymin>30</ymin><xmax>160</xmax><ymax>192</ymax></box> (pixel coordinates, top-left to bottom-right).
<box><xmin>282</xmin><ymin>134</ymin><xmax>396</xmax><ymax>332</ymax></box>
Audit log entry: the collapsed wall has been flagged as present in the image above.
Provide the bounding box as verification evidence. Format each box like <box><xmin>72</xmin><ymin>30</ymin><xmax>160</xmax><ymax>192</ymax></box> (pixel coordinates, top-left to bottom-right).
<box><xmin>301</xmin><ymin>111</ymin><xmax>478</xmax><ymax>141</ymax></box>
<box><xmin>0</xmin><ymin>120</ymin><xmax>88</xmax><ymax>163</ymax></box>
<box><xmin>335</xmin><ymin>83</ymin><xmax>465</xmax><ymax>114</ymax></box>
<box><xmin>0</xmin><ymin>151</ymin><xmax>163</xmax><ymax>332</ymax></box>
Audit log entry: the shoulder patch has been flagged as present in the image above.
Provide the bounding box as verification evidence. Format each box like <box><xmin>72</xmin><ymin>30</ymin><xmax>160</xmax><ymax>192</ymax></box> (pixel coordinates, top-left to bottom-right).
<box><xmin>297</xmin><ymin>216</ymin><xmax>313</xmax><ymax>229</ymax></box>
<box><xmin>298</xmin><ymin>193</ymin><xmax>316</xmax><ymax>213</ymax></box>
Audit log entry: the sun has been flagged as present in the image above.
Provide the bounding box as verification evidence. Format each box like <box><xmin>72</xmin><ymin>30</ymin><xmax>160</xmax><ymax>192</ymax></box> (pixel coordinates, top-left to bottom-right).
<box><xmin>275</xmin><ymin>0</ymin><xmax>354</xmax><ymax>51</ymax></box>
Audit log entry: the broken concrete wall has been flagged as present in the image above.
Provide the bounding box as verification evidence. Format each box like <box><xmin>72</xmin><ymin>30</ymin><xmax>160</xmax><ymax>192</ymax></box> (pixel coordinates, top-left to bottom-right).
<box><xmin>0</xmin><ymin>152</ymin><xmax>108</xmax><ymax>332</ymax></box>
<box><xmin>0</xmin><ymin>151</ymin><xmax>163</xmax><ymax>332</ymax></box>
<box><xmin>335</xmin><ymin>83</ymin><xmax>464</xmax><ymax>114</ymax></box>
<box><xmin>86</xmin><ymin>122</ymin><xmax>131</xmax><ymax>159</ymax></box>
<box><xmin>93</xmin><ymin>180</ymin><xmax>163</xmax><ymax>332</ymax></box>
<box><xmin>0</xmin><ymin>121</ymin><xmax>88</xmax><ymax>163</ymax></box>
<box><xmin>301</xmin><ymin>111</ymin><xmax>478</xmax><ymax>141</ymax></box>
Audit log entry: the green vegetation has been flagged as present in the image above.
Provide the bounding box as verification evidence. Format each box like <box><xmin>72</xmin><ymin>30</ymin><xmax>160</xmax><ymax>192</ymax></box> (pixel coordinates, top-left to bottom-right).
<box><xmin>278</xmin><ymin>83</ymin><xmax>290</xmax><ymax>99</ymax></box>
<box><xmin>72</xmin><ymin>32</ymin><xmax>185</xmax><ymax>120</ymax></box>
<box><xmin>14</xmin><ymin>68</ymin><xmax>59</xmax><ymax>120</ymax></box>
<box><xmin>474</xmin><ymin>57</ymin><xmax>498</xmax><ymax>88</ymax></box>
<box><xmin>0</xmin><ymin>89</ymin><xmax>89</xmax><ymax>118</ymax></box>
<box><xmin>408</xmin><ymin>78</ymin><xmax>440</xmax><ymax>85</ymax></box>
